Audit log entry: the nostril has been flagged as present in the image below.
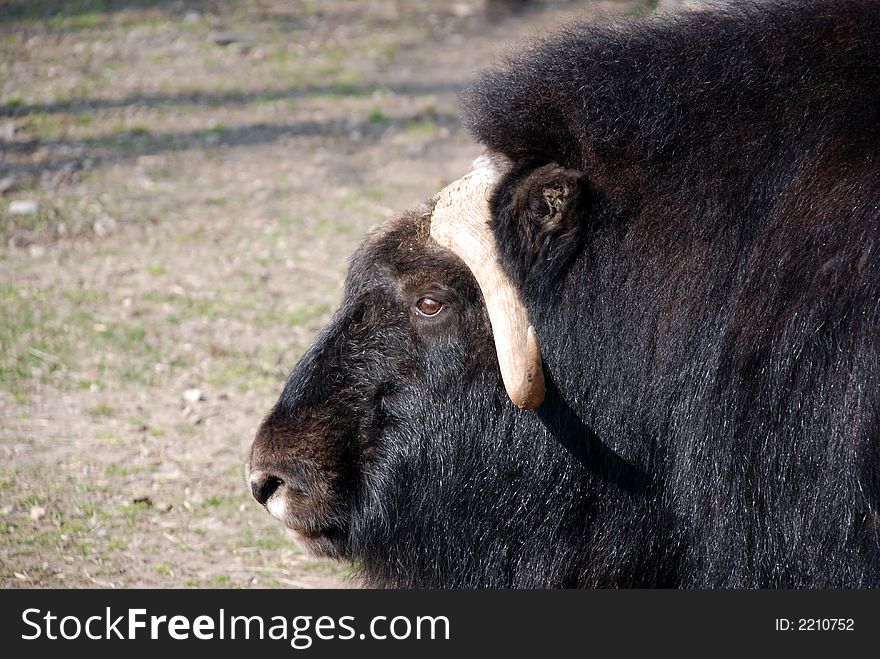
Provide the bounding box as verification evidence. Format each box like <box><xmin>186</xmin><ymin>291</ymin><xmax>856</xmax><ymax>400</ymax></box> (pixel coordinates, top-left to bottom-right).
<box><xmin>250</xmin><ymin>471</ymin><xmax>283</xmax><ymax>506</ymax></box>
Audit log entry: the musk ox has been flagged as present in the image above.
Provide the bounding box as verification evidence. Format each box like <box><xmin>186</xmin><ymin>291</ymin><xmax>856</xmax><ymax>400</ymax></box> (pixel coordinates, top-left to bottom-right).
<box><xmin>248</xmin><ymin>0</ymin><xmax>880</xmax><ymax>588</ymax></box>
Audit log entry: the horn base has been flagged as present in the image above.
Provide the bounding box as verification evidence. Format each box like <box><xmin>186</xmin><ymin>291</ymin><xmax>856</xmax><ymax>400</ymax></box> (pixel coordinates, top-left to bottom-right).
<box><xmin>429</xmin><ymin>157</ymin><xmax>545</xmax><ymax>410</ymax></box>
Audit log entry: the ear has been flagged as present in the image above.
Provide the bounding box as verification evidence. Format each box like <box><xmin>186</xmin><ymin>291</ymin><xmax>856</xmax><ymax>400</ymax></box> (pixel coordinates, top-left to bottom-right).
<box><xmin>521</xmin><ymin>163</ymin><xmax>587</xmax><ymax>235</ymax></box>
<box><xmin>491</xmin><ymin>162</ymin><xmax>592</xmax><ymax>288</ymax></box>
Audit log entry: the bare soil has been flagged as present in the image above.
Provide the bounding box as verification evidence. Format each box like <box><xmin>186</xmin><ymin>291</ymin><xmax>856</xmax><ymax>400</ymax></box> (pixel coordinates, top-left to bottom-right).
<box><xmin>0</xmin><ymin>0</ymin><xmax>645</xmax><ymax>589</ymax></box>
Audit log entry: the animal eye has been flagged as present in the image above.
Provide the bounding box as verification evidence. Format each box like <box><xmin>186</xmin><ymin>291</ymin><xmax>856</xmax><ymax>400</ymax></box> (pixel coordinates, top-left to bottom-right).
<box><xmin>415</xmin><ymin>297</ymin><xmax>443</xmax><ymax>317</ymax></box>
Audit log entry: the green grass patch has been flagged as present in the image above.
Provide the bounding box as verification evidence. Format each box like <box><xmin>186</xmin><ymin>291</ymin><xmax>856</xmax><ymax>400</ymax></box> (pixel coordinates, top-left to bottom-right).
<box><xmin>117</xmin><ymin>500</ymin><xmax>151</xmax><ymax>527</ymax></box>
<box><xmin>237</xmin><ymin>526</ymin><xmax>288</xmax><ymax>552</ymax></box>
<box><xmin>87</xmin><ymin>403</ymin><xmax>116</xmax><ymax>417</ymax></box>
<box><xmin>146</xmin><ymin>263</ymin><xmax>167</xmax><ymax>276</ymax></box>
<box><xmin>105</xmin><ymin>464</ymin><xmax>142</xmax><ymax>478</ymax></box>
<box><xmin>58</xmin><ymin>520</ymin><xmax>91</xmax><ymax>536</ymax></box>
<box><xmin>21</xmin><ymin>111</ymin><xmax>64</xmax><ymax>138</ymax></box>
<box><xmin>626</xmin><ymin>0</ymin><xmax>660</xmax><ymax>16</ymax></box>
<box><xmin>100</xmin><ymin>323</ymin><xmax>149</xmax><ymax>353</ymax></box>
<box><xmin>287</xmin><ymin>302</ymin><xmax>331</xmax><ymax>326</ymax></box>
<box><xmin>205</xmin><ymin>360</ymin><xmax>275</xmax><ymax>393</ymax></box>
<box><xmin>48</xmin><ymin>12</ymin><xmax>106</xmax><ymax>31</ymax></box>
<box><xmin>0</xmin><ymin>283</ymin><xmax>159</xmax><ymax>394</ymax></box>
<box><xmin>404</xmin><ymin>118</ymin><xmax>439</xmax><ymax>137</ymax></box>
<box><xmin>107</xmin><ymin>538</ymin><xmax>128</xmax><ymax>551</ymax></box>
<box><xmin>96</xmin><ymin>433</ymin><xmax>122</xmax><ymax>445</ymax></box>
<box><xmin>2</xmin><ymin>201</ymin><xmax>68</xmax><ymax>240</ymax></box>
<box><xmin>140</xmin><ymin>290</ymin><xmax>240</xmax><ymax>322</ymax></box>
<box><xmin>367</xmin><ymin>106</ymin><xmax>390</xmax><ymax>124</ymax></box>
<box><xmin>337</xmin><ymin>191</ymin><xmax>388</xmax><ymax>224</ymax></box>
<box><xmin>0</xmin><ymin>285</ymin><xmax>73</xmax><ymax>393</ymax></box>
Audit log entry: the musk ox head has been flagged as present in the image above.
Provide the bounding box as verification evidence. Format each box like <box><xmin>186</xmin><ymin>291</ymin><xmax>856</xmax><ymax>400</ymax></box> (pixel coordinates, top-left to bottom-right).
<box><xmin>246</xmin><ymin>157</ymin><xmax>656</xmax><ymax>588</ymax></box>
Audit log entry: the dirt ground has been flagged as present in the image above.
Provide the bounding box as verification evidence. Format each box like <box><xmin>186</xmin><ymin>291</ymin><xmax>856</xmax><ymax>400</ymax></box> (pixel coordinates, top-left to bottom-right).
<box><xmin>1</xmin><ymin>0</ymin><xmax>647</xmax><ymax>589</ymax></box>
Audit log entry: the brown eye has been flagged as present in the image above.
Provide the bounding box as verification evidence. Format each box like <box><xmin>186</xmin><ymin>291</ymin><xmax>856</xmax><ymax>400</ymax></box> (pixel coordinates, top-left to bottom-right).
<box><xmin>415</xmin><ymin>297</ymin><xmax>443</xmax><ymax>317</ymax></box>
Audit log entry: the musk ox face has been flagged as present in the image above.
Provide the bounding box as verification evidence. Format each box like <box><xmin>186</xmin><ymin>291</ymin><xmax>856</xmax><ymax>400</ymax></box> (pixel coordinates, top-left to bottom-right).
<box><xmin>246</xmin><ymin>163</ymin><xmax>622</xmax><ymax>587</ymax></box>
<box><xmin>248</xmin><ymin>203</ymin><xmax>500</xmax><ymax>560</ymax></box>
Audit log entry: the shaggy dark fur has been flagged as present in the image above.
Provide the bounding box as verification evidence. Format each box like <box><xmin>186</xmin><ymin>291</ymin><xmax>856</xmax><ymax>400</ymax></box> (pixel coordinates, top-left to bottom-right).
<box><xmin>250</xmin><ymin>0</ymin><xmax>880</xmax><ymax>587</ymax></box>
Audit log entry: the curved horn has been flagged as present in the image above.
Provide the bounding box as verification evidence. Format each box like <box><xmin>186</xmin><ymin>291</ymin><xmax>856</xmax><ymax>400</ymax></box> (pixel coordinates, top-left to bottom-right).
<box><xmin>429</xmin><ymin>157</ymin><xmax>545</xmax><ymax>410</ymax></box>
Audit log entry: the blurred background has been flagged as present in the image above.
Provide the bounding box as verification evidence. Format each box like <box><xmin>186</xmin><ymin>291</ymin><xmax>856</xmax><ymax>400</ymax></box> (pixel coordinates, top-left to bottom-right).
<box><xmin>2</xmin><ymin>0</ymin><xmax>668</xmax><ymax>588</ymax></box>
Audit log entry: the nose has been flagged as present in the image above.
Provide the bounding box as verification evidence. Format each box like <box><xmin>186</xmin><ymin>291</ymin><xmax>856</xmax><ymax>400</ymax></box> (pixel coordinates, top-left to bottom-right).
<box><xmin>249</xmin><ymin>470</ymin><xmax>283</xmax><ymax>506</ymax></box>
